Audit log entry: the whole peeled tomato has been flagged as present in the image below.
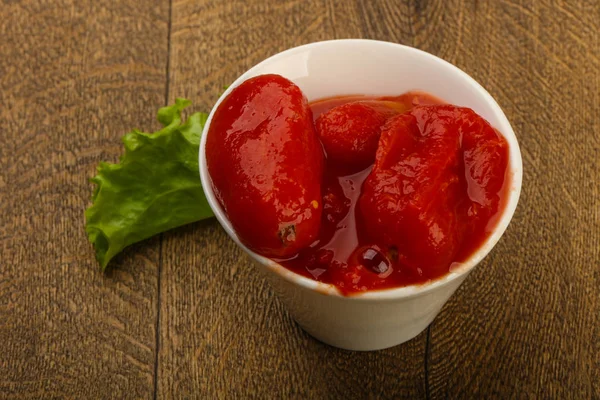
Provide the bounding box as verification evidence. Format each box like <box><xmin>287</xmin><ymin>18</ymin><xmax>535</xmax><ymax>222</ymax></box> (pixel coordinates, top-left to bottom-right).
<box><xmin>206</xmin><ymin>74</ymin><xmax>324</xmax><ymax>258</ymax></box>
<box><xmin>315</xmin><ymin>101</ymin><xmax>399</xmax><ymax>172</ymax></box>
<box><xmin>358</xmin><ymin>105</ymin><xmax>508</xmax><ymax>279</ymax></box>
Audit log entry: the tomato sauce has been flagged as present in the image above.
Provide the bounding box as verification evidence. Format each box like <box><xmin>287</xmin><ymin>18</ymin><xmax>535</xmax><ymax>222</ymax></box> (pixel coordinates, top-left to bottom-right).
<box><xmin>278</xmin><ymin>92</ymin><xmax>510</xmax><ymax>295</ymax></box>
<box><xmin>309</xmin><ymin>91</ymin><xmax>446</xmax><ymax>120</ymax></box>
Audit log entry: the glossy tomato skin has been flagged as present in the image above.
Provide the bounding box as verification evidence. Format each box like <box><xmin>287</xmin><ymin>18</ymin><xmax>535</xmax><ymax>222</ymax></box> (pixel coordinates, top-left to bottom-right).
<box><xmin>206</xmin><ymin>74</ymin><xmax>324</xmax><ymax>258</ymax></box>
<box><xmin>315</xmin><ymin>101</ymin><xmax>398</xmax><ymax>172</ymax></box>
<box><xmin>358</xmin><ymin>105</ymin><xmax>508</xmax><ymax>279</ymax></box>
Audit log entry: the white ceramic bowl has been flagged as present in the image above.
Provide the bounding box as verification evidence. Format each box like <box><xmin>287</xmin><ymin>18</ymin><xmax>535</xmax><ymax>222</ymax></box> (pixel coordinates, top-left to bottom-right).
<box><xmin>199</xmin><ymin>39</ymin><xmax>522</xmax><ymax>351</ymax></box>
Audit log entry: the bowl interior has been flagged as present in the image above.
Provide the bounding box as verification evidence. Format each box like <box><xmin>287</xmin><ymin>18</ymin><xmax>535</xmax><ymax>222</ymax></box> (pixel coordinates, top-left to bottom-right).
<box><xmin>199</xmin><ymin>39</ymin><xmax>522</xmax><ymax>300</ymax></box>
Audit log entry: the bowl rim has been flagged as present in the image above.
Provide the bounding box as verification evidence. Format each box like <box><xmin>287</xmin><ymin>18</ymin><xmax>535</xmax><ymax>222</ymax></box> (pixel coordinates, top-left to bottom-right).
<box><xmin>199</xmin><ymin>39</ymin><xmax>523</xmax><ymax>301</ymax></box>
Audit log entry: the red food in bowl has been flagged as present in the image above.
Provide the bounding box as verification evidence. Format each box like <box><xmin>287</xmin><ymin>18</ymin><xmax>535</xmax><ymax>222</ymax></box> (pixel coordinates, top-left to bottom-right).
<box><xmin>359</xmin><ymin>105</ymin><xmax>509</xmax><ymax>280</ymax></box>
<box><xmin>315</xmin><ymin>101</ymin><xmax>398</xmax><ymax>173</ymax></box>
<box><xmin>281</xmin><ymin>95</ymin><xmax>509</xmax><ymax>294</ymax></box>
<box><xmin>207</xmin><ymin>74</ymin><xmax>510</xmax><ymax>294</ymax></box>
<box><xmin>206</xmin><ymin>74</ymin><xmax>324</xmax><ymax>258</ymax></box>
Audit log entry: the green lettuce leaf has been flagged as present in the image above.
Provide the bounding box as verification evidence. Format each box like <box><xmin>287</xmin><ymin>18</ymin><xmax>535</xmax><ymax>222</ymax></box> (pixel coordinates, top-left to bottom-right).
<box><xmin>85</xmin><ymin>98</ymin><xmax>214</xmax><ymax>269</ymax></box>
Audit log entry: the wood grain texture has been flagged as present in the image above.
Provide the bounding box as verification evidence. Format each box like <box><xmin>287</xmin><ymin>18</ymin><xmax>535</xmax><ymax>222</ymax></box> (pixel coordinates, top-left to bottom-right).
<box><xmin>0</xmin><ymin>0</ymin><xmax>168</xmax><ymax>398</ymax></box>
<box><xmin>159</xmin><ymin>1</ymin><xmax>428</xmax><ymax>398</ymax></box>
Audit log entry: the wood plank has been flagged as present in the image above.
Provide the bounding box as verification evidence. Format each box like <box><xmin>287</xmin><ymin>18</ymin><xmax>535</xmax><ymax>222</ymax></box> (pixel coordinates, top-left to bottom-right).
<box><xmin>408</xmin><ymin>0</ymin><xmax>600</xmax><ymax>397</ymax></box>
<box><xmin>0</xmin><ymin>1</ymin><xmax>169</xmax><ymax>398</ymax></box>
<box><xmin>159</xmin><ymin>1</ymin><xmax>428</xmax><ymax>398</ymax></box>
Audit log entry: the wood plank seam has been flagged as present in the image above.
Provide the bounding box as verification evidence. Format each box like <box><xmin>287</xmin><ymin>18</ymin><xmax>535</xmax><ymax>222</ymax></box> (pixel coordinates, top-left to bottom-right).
<box><xmin>425</xmin><ymin>325</ymin><xmax>432</xmax><ymax>400</ymax></box>
<box><xmin>154</xmin><ymin>1</ymin><xmax>174</xmax><ymax>399</ymax></box>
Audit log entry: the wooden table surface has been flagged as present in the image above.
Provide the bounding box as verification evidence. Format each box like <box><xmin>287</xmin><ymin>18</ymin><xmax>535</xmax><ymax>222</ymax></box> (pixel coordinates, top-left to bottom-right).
<box><xmin>1</xmin><ymin>0</ymin><xmax>599</xmax><ymax>398</ymax></box>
